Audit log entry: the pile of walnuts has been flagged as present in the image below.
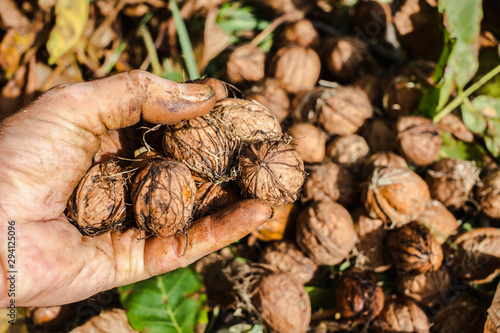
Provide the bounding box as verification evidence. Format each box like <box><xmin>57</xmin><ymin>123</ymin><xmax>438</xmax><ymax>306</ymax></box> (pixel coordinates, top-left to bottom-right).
<box><xmin>59</xmin><ymin>3</ymin><xmax>500</xmax><ymax>333</ymax></box>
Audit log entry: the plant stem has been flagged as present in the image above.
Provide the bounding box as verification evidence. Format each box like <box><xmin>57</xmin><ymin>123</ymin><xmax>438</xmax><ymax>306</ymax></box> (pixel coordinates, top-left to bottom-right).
<box><xmin>169</xmin><ymin>0</ymin><xmax>200</xmax><ymax>80</ymax></box>
<box><xmin>434</xmin><ymin>63</ymin><xmax>500</xmax><ymax>123</ymax></box>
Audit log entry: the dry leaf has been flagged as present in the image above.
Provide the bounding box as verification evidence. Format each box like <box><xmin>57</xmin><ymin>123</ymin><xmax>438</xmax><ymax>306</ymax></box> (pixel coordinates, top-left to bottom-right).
<box><xmin>198</xmin><ymin>7</ymin><xmax>230</xmax><ymax>71</ymax></box>
<box><xmin>71</xmin><ymin>309</ymin><xmax>138</xmax><ymax>333</ymax></box>
<box><xmin>0</xmin><ymin>0</ymin><xmax>29</xmax><ymax>28</ymax></box>
<box><xmin>0</xmin><ymin>27</ymin><xmax>37</xmax><ymax>78</ymax></box>
<box><xmin>487</xmin><ymin>282</ymin><xmax>500</xmax><ymax>333</ymax></box>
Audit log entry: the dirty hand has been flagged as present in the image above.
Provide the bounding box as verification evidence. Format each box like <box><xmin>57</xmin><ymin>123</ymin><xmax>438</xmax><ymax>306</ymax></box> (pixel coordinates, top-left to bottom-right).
<box><xmin>0</xmin><ymin>70</ymin><xmax>272</xmax><ymax>307</ymax></box>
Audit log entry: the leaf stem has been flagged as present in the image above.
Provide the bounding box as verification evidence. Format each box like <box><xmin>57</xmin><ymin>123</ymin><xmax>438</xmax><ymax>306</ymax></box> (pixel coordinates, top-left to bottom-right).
<box><xmin>138</xmin><ymin>25</ymin><xmax>162</xmax><ymax>76</ymax></box>
<box><xmin>169</xmin><ymin>0</ymin><xmax>200</xmax><ymax>80</ymax></box>
<box><xmin>434</xmin><ymin>63</ymin><xmax>500</xmax><ymax>123</ymax></box>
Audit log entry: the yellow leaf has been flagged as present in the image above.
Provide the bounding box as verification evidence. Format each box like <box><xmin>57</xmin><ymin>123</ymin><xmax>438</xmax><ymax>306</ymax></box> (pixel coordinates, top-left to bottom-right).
<box><xmin>47</xmin><ymin>0</ymin><xmax>89</xmax><ymax>64</ymax></box>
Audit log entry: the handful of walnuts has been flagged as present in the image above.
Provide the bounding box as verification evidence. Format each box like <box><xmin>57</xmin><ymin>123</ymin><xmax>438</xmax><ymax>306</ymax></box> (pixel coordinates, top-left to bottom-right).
<box><xmin>66</xmin><ymin>84</ymin><xmax>306</xmax><ymax>238</ymax></box>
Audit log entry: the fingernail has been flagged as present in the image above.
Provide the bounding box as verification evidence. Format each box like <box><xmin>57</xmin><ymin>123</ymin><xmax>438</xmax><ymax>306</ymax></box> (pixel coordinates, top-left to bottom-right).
<box><xmin>179</xmin><ymin>83</ymin><xmax>215</xmax><ymax>102</ymax></box>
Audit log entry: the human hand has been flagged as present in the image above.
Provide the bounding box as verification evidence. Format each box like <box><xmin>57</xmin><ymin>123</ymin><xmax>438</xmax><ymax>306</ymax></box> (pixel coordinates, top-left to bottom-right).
<box><xmin>0</xmin><ymin>70</ymin><xmax>272</xmax><ymax>307</ymax></box>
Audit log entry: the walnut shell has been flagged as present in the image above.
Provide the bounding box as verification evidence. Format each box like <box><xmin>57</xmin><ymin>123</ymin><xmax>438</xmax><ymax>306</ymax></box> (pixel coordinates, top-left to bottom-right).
<box><xmin>386</xmin><ymin>221</ymin><xmax>443</xmax><ymax>275</ymax></box>
<box><xmin>216</xmin><ymin>98</ymin><xmax>283</xmax><ymax>142</ymax></box>
<box><xmin>371</xmin><ymin>297</ymin><xmax>429</xmax><ymax>333</ymax></box>
<box><xmin>289</xmin><ymin>123</ymin><xmax>327</xmax><ymax>164</ymax></box>
<box><xmin>227</xmin><ymin>44</ymin><xmax>265</xmax><ymax>84</ymax></box>
<box><xmin>238</xmin><ymin>140</ymin><xmax>306</xmax><ymax>206</ymax></box>
<box><xmin>193</xmin><ymin>182</ymin><xmax>241</xmax><ymax>219</ymax></box>
<box><xmin>353</xmin><ymin>211</ymin><xmax>391</xmax><ymax>272</ymax></box>
<box><xmin>425</xmin><ymin>158</ymin><xmax>479</xmax><ymax>211</ymax></box>
<box><xmin>415</xmin><ymin>200</ymin><xmax>459</xmax><ymax>244</ymax></box>
<box><xmin>303</xmin><ymin>163</ymin><xmax>357</xmax><ymax>208</ymax></box>
<box><xmin>131</xmin><ymin>158</ymin><xmax>196</xmax><ymax>237</ymax></box>
<box><xmin>260</xmin><ymin>240</ymin><xmax>318</xmax><ymax>285</ymax></box>
<box><xmin>334</xmin><ymin>269</ymin><xmax>385</xmax><ymax>320</ymax></box>
<box><xmin>281</xmin><ymin>19</ymin><xmax>319</xmax><ymax>48</ymax></box>
<box><xmin>395</xmin><ymin>265</ymin><xmax>451</xmax><ymax>307</ymax></box>
<box><xmin>361</xmin><ymin>151</ymin><xmax>407</xmax><ymax>180</ymax></box>
<box><xmin>323</xmin><ymin>36</ymin><xmax>370</xmax><ymax>83</ymax></box>
<box><xmin>353</xmin><ymin>0</ymin><xmax>392</xmax><ymax>40</ymax></box>
<box><xmin>296</xmin><ymin>200</ymin><xmax>357</xmax><ymax>265</ymax></box>
<box><xmin>326</xmin><ymin>134</ymin><xmax>370</xmax><ymax>169</ymax></box>
<box><xmin>271</xmin><ymin>45</ymin><xmax>321</xmax><ymax>93</ymax></box>
<box><xmin>163</xmin><ymin>111</ymin><xmax>238</xmax><ymax>181</ymax></box>
<box><xmin>362</xmin><ymin>166</ymin><xmax>430</xmax><ymax>225</ymax></box>
<box><xmin>447</xmin><ymin>227</ymin><xmax>500</xmax><ymax>284</ymax></box>
<box><xmin>66</xmin><ymin>159</ymin><xmax>128</xmax><ymax>236</ymax></box>
<box><xmin>382</xmin><ymin>76</ymin><xmax>423</xmax><ymax>118</ymax></box>
<box><xmin>396</xmin><ymin>116</ymin><xmax>442</xmax><ymax>166</ymax></box>
<box><xmin>430</xmin><ymin>296</ymin><xmax>488</xmax><ymax>333</ymax></box>
<box><xmin>317</xmin><ymin>86</ymin><xmax>373</xmax><ymax>136</ymax></box>
<box><xmin>476</xmin><ymin>168</ymin><xmax>500</xmax><ymax>218</ymax></box>
<box><xmin>251</xmin><ymin>273</ymin><xmax>311</xmax><ymax>333</ymax></box>
<box><xmin>245</xmin><ymin>78</ymin><xmax>290</xmax><ymax>123</ymax></box>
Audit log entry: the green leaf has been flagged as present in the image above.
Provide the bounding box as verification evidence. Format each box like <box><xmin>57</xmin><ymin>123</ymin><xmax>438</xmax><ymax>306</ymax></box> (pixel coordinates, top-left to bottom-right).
<box><xmin>47</xmin><ymin>0</ymin><xmax>89</xmax><ymax>64</ymax></box>
<box><xmin>120</xmin><ymin>267</ymin><xmax>208</xmax><ymax>333</ymax></box>
<box><xmin>169</xmin><ymin>0</ymin><xmax>200</xmax><ymax>80</ymax></box>
<box><xmin>461</xmin><ymin>103</ymin><xmax>487</xmax><ymax>134</ymax></box>
<box><xmin>439</xmin><ymin>132</ymin><xmax>484</xmax><ymax>161</ymax></box>
<box><xmin>430</xmin><ymin>0</ymin><xmax>483</xmax><ymax>113</ymax></box>
<box><xmin>471</xmin><ymin>95</ymin><xmax>500</xmax><ymax>118</ymax></box>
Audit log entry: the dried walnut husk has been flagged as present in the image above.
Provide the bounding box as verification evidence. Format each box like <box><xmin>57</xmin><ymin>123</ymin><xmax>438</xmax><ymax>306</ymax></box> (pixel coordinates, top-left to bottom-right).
<box><xmin>289</xmin><ymin>123</ymin><xmax>327</xmax><ymax>164</ymax></box>
<box><xmin>260</xmin><ymin>240</ymin><xmax>318</xmax><ymax>285</ymax></box>
<box><xmin>395</xmin><ymin>265</ymin><xmax>451</xmax><ymax>307</ymax></box>
<box><xmin>326</xmin><ymin>134</ymin><xmax>370</xmax><ymax>168</ymax></box>
<box><xmin>193</xmin><ymin>182</ymin><xmax>241</xmax><ymax>219</ymax></box>
<box><xmin>238</xmin><ymin>140</ymin><xmax>306</xmax><ymax>206</ymax></box>
<box><xmin>447</xmin><ymin>227</ymin><xmax>500</xmax><ymax>284</ymax></box>
<box><xmin>363</xmin><ymin>166</ymin><xmax>430</xmax><ymax>225</ymax></box>
<box><xmin>245</xmin><ymin>78</ymin><xmax>290</xmax><ymax>123</ymax></box>
<box><xmin>296</xmin><ymin>200</ymin><xmax>357</xmax><ymax>266</ymax></box>
<box><xmin>430</xmin><ymin>295</ymin><xmax>488</xmax><ymax>333</ymax></box>
<box><xmin>396</xmin><ymin>116</ymin><xmax>442</xmax><ymax>166</ymax></box>
<box><xmin>216</xmin><ymin>98</ymin><xmax>283</xmax><ymax>142</ymax></box>
<box><xmin>386</xmin><ymin>221</ymin><xmax>443</xmax><ymax>275</ymax></box>
<box><xmin>476</xmin><ymin>168</ymin><xmax>500</xmax><ymax>218</ymax></box>
<box><xmin>251</xmin><ymin>273</ymin><xmax>311</xmax><ymax>333</ymax></box>
<box><xmin>426</xmin><ymin>158</ymin><xmax>479</xmax><ymax>211</ymax></box>
<box><xmin>227</xmin><ymin>44</ymin><xmax>265</xmax><ymax>84</ymax></box>
<box><xmin>163</xmin><ymin>110</ymin><xmax>238</xmax><ymax>181</ymax></box>
<box><xmin>334</xmin><ymin>269</ymin><xmax>385</xmax><ymax>320</ymax></box>
<box><xmin>371</xmin><ymin>296</ymin><xmax>429</xmax><ymax>333</ymax></box>
<box><xmin>271</xmin><ymin>45</ymin><xmax>321</xmax><ymax>93</ymax></box>
<box><xmin>131</xmin><ymin>158</ymin><xmax>196</xmax><ymax>237</ymax></box>
<box><xmin>416</xmin><ymin>200</ymin><xmax>459</xmax><ymax>244</ymax></box>
<box><xmin>303</xmin><ymin>163</ymin><xmax>357</xmax><ymax>208</ymax></box>
<box><xmin>66</xmin><ymin>159</ymin><xmax>127</xmax><ymax>236</ymax></box>
<box><xmin>250</xmin><ymin>203</ymin><xmax>297</xmax><ymax>243</ymax></box>
<box><xmin>353</xmin><ymin>211</ymin><xmax>391</xmax><ymax>272</ymax></box>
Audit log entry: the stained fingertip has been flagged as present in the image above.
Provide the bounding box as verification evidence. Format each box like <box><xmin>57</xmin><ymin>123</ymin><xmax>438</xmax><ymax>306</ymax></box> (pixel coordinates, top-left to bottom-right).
<box><xmin>179</xmin><ymin>83</ymin><xmax>215</xmax><ymax>102</ymax></box>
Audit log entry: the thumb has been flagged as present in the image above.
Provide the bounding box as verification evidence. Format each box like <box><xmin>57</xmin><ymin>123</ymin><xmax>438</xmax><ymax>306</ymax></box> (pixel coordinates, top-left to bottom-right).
<box><xmin>0</xmin><ymin>71</ymin><xmax>216</xmax><ymax>222</ymax></box>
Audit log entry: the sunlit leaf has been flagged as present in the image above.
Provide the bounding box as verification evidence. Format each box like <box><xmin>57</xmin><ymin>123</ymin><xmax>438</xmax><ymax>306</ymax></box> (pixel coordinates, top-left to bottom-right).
<box><xmin>47</xmin><ymin>0</ymin><xmax>89</xmax><ymax>64</ymax></box>
<box><xmin>461</xmin><ymin>103</ymin><xmax>487</xmax><ymax>134</ymax></box>
<box><xmin>120</xmin><ymin>267</ymin><xmax>208</xmax><ymax>333</ymax></box>
<box><xmin>471</xmin><ymin>95</ymin><xmax>500</xmax><ymax>118</ymax></box>
<box><xmin>439</xmin><ymin>132</ymin><xmax>484</xmax><ymax>161</ymax></box>
<box><xmin>426</xmin><ymin>0</ymin><xmax>483</xmax><ymax>114</ymax></box>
